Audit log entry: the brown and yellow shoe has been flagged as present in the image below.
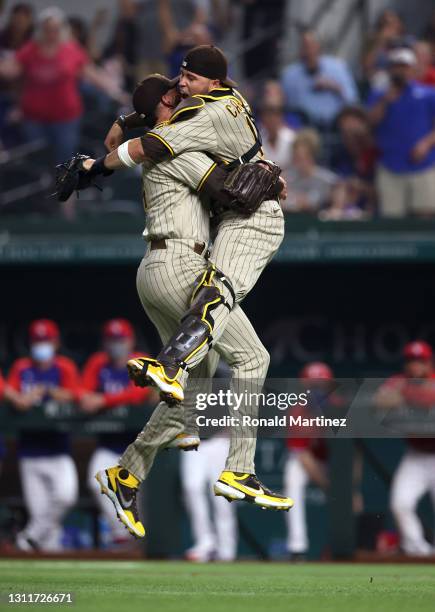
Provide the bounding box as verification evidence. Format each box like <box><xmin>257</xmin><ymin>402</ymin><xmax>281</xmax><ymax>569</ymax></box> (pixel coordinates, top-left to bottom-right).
<box><xmin>214</xmin><ymin>471</ymin><xmax>294</xmax><ymax>511</ymax></box>
<box><xmin>95</xmin><ymin>466</ymin><xmax>145</xmax><ymax>538</ymax></box>
<box><xmin>126</xmin><ymin>357</ymin><xmax>184</xmax><ymax>404</ymax></box>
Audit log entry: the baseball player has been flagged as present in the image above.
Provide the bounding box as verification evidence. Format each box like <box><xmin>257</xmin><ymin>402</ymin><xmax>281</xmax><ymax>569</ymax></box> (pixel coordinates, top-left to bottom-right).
<box><xmin>6</xmin><ymin>320</ymin><xmax>80</xmax><ymax>552</ymax></box>
<box><xmin>67</xmin><ymin>72</ymin><xmax>293</xmax><ymax>539</ymax></box>
<box><xmin>182</xmin><ymin>433</ymin><xmax>237</xmax><ymax>562</ymax></box>
<box><xmin>284</xmin><ymin>362</ymin><xmax>336</xmax><ymax>558</ymax></box>
<box><xmin>375</xmin><ymin>340</ymin><xmax>435</xmax><ymax>556</ymax></box>
<box><xmin>79</xmin><ymin>47</ymin><xmax>290</xmax><ymax>519</ymax></box>
<box><xmin>81</xmin><ymin>318</ymin><xmax>152</xmax><ymax>546</ymax></box>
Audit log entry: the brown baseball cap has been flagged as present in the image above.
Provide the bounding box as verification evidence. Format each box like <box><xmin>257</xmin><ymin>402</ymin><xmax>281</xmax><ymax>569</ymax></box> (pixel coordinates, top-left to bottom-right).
<box><xmin>181</xmin><ymin>45</ymin><xmax>237</xmax><ymax>87</ymax></box>
<box><xmin>132</xmin><ymin>74</ymin><xmax>179</xmax><ymax>124</ymax></box>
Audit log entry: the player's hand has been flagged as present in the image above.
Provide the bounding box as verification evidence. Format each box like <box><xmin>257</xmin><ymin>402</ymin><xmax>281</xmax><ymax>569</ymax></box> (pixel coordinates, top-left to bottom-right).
<box><xmin>82</xmin><ymin>158</ymin><xmax>96</xmax><ymax>172</ymax></box>
<box><xmin>104</xmin><ymin>122</ymin><xmax>124</xmax><ymax>152</ymax></box>
<box><xmin>80</xmin><ymin>392</ymin><xmax>106</xmax><ymax>413</ymax></box>
<box><xmin>410</xmin><ymin>136</ymin><xmax>434</xmax><ymax>164</ymax></box>
<box><xmin>47</xmin><ymin>386</ymin><xmax>73</xmax><ymax>402</ymax></box>
<box><xmin>13</xmin><ymin>387</ymin><xmax>45</xmax><ymax>411</ymax></box>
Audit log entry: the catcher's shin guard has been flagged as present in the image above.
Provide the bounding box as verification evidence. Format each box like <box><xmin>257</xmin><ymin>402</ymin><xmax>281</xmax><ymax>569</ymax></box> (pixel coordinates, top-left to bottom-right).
<box><xmin>158</xmin><ymin>263</ymin><xmax>235</xmax><ymax>370</ymax></box>
<box><xmin>128</xmin><ymin>265</ymin><xmax>235</xmax><ymax>403</ymax></box>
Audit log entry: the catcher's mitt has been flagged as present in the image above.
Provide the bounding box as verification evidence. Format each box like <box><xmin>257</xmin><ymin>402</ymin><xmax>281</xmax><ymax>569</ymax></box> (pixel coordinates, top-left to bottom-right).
<box><xmin>222</xmin><ymin>160</ymin><xmax>282</xmax><ymax>215</ymax></box>
<box><xmin>54</xmin><ymin>153</ymin><xmax>112</xmax><ymax>202</ymax></box>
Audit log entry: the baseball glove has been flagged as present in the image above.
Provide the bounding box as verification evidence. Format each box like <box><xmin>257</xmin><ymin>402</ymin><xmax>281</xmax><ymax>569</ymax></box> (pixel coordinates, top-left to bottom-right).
<box><xmin>54</xmin><ymin>153</ymin><xmax>112</xmax><ymax>202</ymax></box>
<box><xmin>222</xmin><ymin>160</ymin><xmax>282</xmax><ymax>215</ymax></box>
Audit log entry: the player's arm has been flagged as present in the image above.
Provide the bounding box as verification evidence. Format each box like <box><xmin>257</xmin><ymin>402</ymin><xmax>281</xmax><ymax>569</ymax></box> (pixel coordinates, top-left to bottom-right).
<box><xmin>373</xmin><ymin>376</ymin><xmax>404</xmax><ymax>409</ymax></box>
<box><xmin>82</xmin><ymin>135</ymin><xmax>167</xmax><ymax>178</ymax></box>
<box><xmin>298</xmin><ymin>449</ymin><xmax>329</xmax><ymax>490</ymax></box>
<box><xmin>103</xmin><ymin>385</ymin><xmax>151</xmax><ymax>409</ymax></box>
<box><xmin>5</xmin><ymin>361</ymin><xmax>43</xmax><ymax>411</ymax></box>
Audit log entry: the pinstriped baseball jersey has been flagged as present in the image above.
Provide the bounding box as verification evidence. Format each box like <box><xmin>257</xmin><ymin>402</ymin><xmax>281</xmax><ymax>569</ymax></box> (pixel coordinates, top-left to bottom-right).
<box><xmin>147</xmin><ymin>88</ymin><xmax>264</xmax><ymax>165</ymax></box>
<box><xmin>142</xmin><ymin>151</ymin><xmax>215</xmax><ymax>243</ymax></box>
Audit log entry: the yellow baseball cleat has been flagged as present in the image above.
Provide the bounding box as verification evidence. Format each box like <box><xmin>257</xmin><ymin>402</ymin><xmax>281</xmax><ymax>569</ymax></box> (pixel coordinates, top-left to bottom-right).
<box><xmin>126</xmin><ymin>357</ymin><xmax>185</xmax><ymax>404</ymax></box>
<box><xmin>214</xmin><ymin>471</ymin><xmax>294</xmax><ymax>511</ymax></box>
<box><xmin>95</xmin><ymin>466</ymin><xmax>145</xmax><ymax>538</ymax></box>
<box><xmin>165</xmin><ymin>433</ymin><xmax>200</xmax><ymax>451</ymax></box>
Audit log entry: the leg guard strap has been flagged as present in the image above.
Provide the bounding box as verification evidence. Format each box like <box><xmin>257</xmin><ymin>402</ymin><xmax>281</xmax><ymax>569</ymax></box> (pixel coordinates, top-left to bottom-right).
<box><xmin>157</xmin><ymin>264</ymin><xmax>235</xmax><ymax>370</ymax></box>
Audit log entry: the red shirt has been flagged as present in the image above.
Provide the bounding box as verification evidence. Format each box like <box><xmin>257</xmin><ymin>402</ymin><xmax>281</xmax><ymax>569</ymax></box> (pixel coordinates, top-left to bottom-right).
<box><xmin>16</xmin><ymin>39</ymin><xmax>88</xmax><ymax>122</ymax></box>
<box><xmin>380</xmin><ymin>373</ymin><xmax>435</xmax><ymax>453</ymax></box>
<box><xmin>419</xmin><ymin>68</ymin><xmax>435</xmax><ymax>87</ymax></box>
<box><xmin>81</xmin><ymin>352</ymin><xmax>151</xmax><ymax>409</ymax></box>
<box><xmin>0</xmin><ymin>370</ymin><xmax>4</xmax><ymax>399</ymax></box>
<box><xmin>286</xmin><ymin>393</ymin><xmax>346</xmax><ymax>461</ymax></box>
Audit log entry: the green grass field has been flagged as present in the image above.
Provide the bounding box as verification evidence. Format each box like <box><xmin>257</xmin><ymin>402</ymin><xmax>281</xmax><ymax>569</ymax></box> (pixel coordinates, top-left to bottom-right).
<box><xmin>0</xmin><ymin>560</ymin><xmax>434</xmax><ymax>612</ymax></box>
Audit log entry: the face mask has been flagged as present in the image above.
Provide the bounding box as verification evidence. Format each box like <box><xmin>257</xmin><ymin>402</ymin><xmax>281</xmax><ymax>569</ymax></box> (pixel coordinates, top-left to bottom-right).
<box><xmin>107</xmin><ymin>341</ymin><xmax>129</xmax><ymax>360</ymax></box>
<box><xmin>31</xmin><ymin>342</ymin><xmax>55</xmax><ymax>362</ymax></box>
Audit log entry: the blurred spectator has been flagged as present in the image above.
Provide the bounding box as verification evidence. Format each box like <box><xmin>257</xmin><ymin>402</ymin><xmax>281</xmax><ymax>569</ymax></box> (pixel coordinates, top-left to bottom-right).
<box><xmin>81</xmin><ymin>318</ymin><xmax>151</xmax><ymax>548</ymax></box>
<box><xmin>422</xmin><ymin>8</ymin><xmax>435</xmax><ymax>56</ymax></box>
<box><xmin>158</xmin><ymin>0</ymin><xmax>213</xmax><ymax>78</ymax></box>
<box><xmin>259</xmin><ymin>104</ymin><xmax>295</xmax><ymax>172</ymax></box>
<box><xmin>261</xmin><ymin>79</ymin><xmax>303</xmax><ymax>130</ymax></box>
<box><xmin>374</xmin><ymin>340</ymin><xmax>435</xmax><ymax>556</ymax></box>
<box><xmin>320</xmin><ymin>178</ymin><xmax>371</xmax><ymax>221</ymax></box>
<box><xmin>0</xmin><ymin>7</ymin><xmax>127</xmax><ymax>162</ymax></box>
<box><xmin>68</xmin><ymin>9</ymin><xmax>108</xmax><ymax>63</ymax></box>
<box><xmin>101</xmin><ymin>1</ymin><xmax>138</xmax><ymax>92</ymax></box>
<box><xmin>281</xmin><ymin>30</ymin><xmax>358</xmax><ymax>128</ymax></box>
<box><xmin>181</xmin><ymin>434</ymin><xmax>237</xmax><ymax>561</ymax></box>
<box><xmin>262</xmin><ymin>79</ymin><xmax>286</xmax><ymax>107</ymax></box>
<box><xmin>284</xmin><ymin>362</ymin><xmax>362</xmax><ymax>558</ymax></box>
<box><xmin>158</xmin><ymin>0</ymin><xmax>213</xmax><ymax>76</ymax></box>
<box><xmin>134</xmin><ymin>0</ymin><xmax>167</xmax><ymax>79</ymax></box>
<box><xmin>414</xmin><ymin>40</ymin><xmax>435</xmax><ymax>86</ymax></box>
<box><xmin>0</xmin><ymin>3</ymin><xmax>33</xmax><ymax>51</ymax></box>
<box><xmin>334</xmin><ymin>106</ymin><xmax>377</xmax><ymax>181</ymax></box>
<box><xmin>362</xmin><ymin>9</ymin><xmax>405</xmax><ymax>91</ymax></box>
<box><xmin>367</xmin><ymin>47</ymin><xmax>435</xmax><ymax>217</ymax></box>
<box><xmin>326</xmin><ymin>106</ymin><xmax>377</xmax><ymax>219</ymax></box>
<box><xmin>240</xmin><ymin>0</ymin><xmax>285</xmax><ymax>80</ymax></box>
<box><xmin>0</xmin><ymin>4</ymin><xmax>33</xmax><ymax>148</ymax></box>
<box><xmin>6</xmin><ymin>319</ymin><xmax>80</xmax><ymax>552</ymax></box>
<box><xmin>282</xmin><ymin>129</ymin><xmax>338</xmax><ymax>214</ymax></box>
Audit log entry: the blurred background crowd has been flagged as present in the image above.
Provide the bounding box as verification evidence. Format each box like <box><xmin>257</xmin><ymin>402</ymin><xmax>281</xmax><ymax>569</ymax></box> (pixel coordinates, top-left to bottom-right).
<box><xmin>1</xmin><ymin>0</ymin><xmax>435</xmax><ymax>219</ymax></box>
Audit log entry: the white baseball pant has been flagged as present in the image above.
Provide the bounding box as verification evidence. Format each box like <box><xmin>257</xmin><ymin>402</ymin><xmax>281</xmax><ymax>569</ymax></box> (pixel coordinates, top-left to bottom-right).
<box><xmin>181</xmin><ymin>436</ymin><xmax>237</xmax><ymax>561</ymax></box>
<box><xmin>390</xmin><ymin>449</ymin><xmax>435</xmax><ymax>555</ymax></box>
<box><xmin>18</xmin><ymin>455</ymin><xmax>78</xmax><ymax>551</ymax></box>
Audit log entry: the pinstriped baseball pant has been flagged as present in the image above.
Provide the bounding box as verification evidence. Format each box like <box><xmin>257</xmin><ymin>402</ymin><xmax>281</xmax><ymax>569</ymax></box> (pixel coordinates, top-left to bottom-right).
<box><xmin>119</xmin><ymin>239</ymin><xmax>272</xmax><ymax>479</ymax></box>
<box><xmin>162</xmin><ymin>199</ymin><xmax>284</xmax><ymax>373</ymax></box>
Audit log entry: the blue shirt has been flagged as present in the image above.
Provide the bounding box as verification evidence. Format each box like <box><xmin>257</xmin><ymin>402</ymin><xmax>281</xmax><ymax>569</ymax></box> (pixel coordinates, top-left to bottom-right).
<box><xmin>96</xmin><ymin>360</ymin><xmax>136</xmax><ymax>453</ymax></box>
<box><xmin>13</xmin><ymin>359</ymin><xmax>72</xmax><ymax>458</ymax></box>
<box><xmin>367</xmin><ymin>82</ymin><xmax>435</xmax><ymax>173</ymax></box>
<box><xmin>281</xmin><ymin>56</ymin><xmax>358</xmax><ymax>125</ymax></box>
